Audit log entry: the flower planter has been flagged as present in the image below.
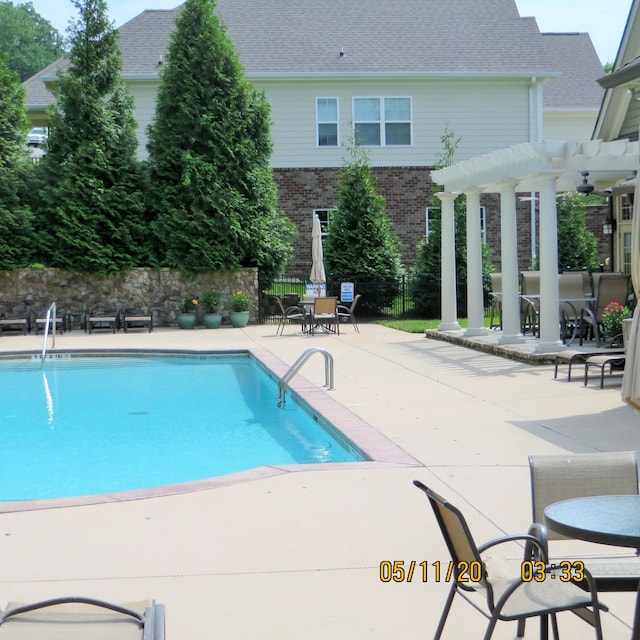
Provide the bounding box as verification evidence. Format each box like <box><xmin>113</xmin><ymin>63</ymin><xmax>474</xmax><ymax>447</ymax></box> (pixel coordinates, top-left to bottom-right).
<box><xmin>177</xmin><ymin>312</ymin><xmax>197</xmax><ymax>329</ymax></box>
<box><xmin>229</xmin><ymin>311</ymin><xmax>250</xmax><ymax>328</ymax></box>
<box><xmin>203</xmin><ymin>312</ymin><xmax>222</xmax><ymax>329</ymax></box>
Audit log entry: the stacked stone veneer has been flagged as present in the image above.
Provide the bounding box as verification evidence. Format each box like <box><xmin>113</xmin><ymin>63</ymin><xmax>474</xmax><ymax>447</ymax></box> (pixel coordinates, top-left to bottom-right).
<box><xmin>0</xmin><ymin>267</ymin><xmax>258</xmax><ymax>328</ymax></box>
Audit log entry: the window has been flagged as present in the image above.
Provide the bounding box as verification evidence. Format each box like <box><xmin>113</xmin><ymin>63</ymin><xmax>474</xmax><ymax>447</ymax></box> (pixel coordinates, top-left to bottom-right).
<box><xmin>426</xmin><ymin>206</ymin><xmax>487</xmax><ymax>242</ymax></box>
<box><xmin>353</xmin><ymin>97</ymin><xmax>411</xmax><ymax>146</ymax></box>
<box><xmin>317</xmin><ymin>98</ymin><xmax>338</xmax><ymax>147</ymax></box>
<box><xmin>314</xmin><ymin>209</ymin><xmax>336</xmax><ymax>236</ymax></box>
<box><xmin>621</xmin><ymin>194</ymin><xmax>633</xmax><ymax>221</ymax></box>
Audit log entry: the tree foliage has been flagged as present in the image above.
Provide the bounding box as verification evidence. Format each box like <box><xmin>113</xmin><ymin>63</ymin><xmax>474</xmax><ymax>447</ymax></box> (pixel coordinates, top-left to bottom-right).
<box><xmin>556</xmin><ymin>193</ymin><xmax>600</xmax><ymax>271</ymax></box>
<box><xmin>323</xmin><ymin>144</ymin><xmax>403</xmax><ymax>313</ymax></box>
<box><xmin>0</xmin><ymin>54</ymin><xmax>36</xmax><ymax>269</ymax></box>
<box><xmin>35</xmin><ymin>0</ymin><xmax>148</xmax><ymax>273</ymax></box>
<box><xmin>411</xmin><ymin>124</ymin><xmax>495</xmax><ymax>317</ymax></box>
<box><xmin>0</xmin><ymin>1</ymin><xmax>64</xmax><ymax>81</ymax></box>
<box><xmin>147</xmin><ymin>0</ymin><xmax>295</xmax><ymax>284</ymax></box>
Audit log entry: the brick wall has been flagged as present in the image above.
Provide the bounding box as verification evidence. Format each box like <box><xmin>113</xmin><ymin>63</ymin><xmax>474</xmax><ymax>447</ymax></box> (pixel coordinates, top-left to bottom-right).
<box><xmin>274</xmin><ymin>167</ymin><xmax>610</xmax><ymax>276</ymax></box>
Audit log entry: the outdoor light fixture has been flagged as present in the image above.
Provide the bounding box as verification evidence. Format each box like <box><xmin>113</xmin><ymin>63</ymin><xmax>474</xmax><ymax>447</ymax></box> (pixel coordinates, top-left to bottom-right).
<box><xmin>602</xmin><ymin>217</ymin><xmax>617</xmax><ymax>235</ymax></box>
<box><xmin>576</xmin><ymin>171</ymin><xmax>594</xmax><ymax>196</ymax></box>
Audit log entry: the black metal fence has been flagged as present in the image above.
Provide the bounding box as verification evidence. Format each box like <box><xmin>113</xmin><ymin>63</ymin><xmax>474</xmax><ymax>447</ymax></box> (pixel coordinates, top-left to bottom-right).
<box><xmin>259</xmin><ymin>275</ymin><xmax>427</xmax><ymax>323</ymax></box>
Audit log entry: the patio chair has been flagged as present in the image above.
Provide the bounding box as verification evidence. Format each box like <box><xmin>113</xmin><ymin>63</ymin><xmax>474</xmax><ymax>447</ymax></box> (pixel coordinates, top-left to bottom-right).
<box><xmin>274</xmin><ymin>296</ymin><xmax>307</xmax><ymax>336</ymax></box>
<box><xmin>309</xmin><ymin>296</ymin><xmax>339</xmax><ymax>335</ymax></box>
<box><xmin>558</xmin><ymin>272</ymin><xmax>593</xmax><ymax>344</ymax></box>
<box><xmin>0</xmin><ymin>596</ymin><xmax>165</xmax><ymax>639</ymax></box>
<box><xmin>488</xmin><ymin>273</ymin><xmax>502</xmax><ymax>330</ymax></box>
<box><xmin>86</xmin><ymin>309</ymin><xmax>119</xmax><ymax>334</ymax></box>
<box><xmin>337</xmin><ymin>294</ymin><xmax>361</xmax><ymax>333</ymax></box>
<box><xmin>579</xmin><ymin>274</ymin><xmax>631</xmax><ymax>346</ymax></box>
<box><xmin>520</xmin><ymin>271</ymin><xmax>541</xmax><ymax>336</ymax></box>
<box><xmin>527</xmin><ymin>452</ymin><xmax>640</xmax><ymax>593</ymax></box>
<box><xmin>413</xmin><ymin>480</ymin><xmax>605</xmax><ymax>640</ymax></box>
<box><xmin>123</xmin><ymin>308</ymin><xmax>153</xmax><ymax>333</ymax></box>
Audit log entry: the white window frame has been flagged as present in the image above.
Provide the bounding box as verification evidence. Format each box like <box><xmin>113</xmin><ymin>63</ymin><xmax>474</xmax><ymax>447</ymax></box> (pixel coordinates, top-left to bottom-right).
<box><xmin>426</xmin><ymin>206</ymin><xmax>487</xmax><ymax>242</ymax></box>
<box><xmin>353</xmin><ymin>97</ymin><xmax>412</xmax><ymax>147</ymax></box>
<box><xmin>314</xmin><ymin>208</ymin><xmax>336</xmax><ymax>237</ymax></box>
<box><xmin>316</xmin><ymin>98</ymin><xmax>339</xmax><ymax>147</ymax></box>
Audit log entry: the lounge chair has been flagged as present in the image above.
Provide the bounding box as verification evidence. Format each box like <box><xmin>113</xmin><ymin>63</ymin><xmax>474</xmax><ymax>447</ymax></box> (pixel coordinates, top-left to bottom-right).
<box><xmin>123</xmin><ymin>308</ymin><xmax>153</xmax><ymax>333</ymax></box>
<box><xmin>413</xmin><ymin>480</ymin><xmax>606</xmax><ymax>640</ymax></box>
<box><xmin>34</xmin><ymin>308</ymin><xmax>65</xmax><ymax>335</ymax></box>
<box><xmin>0</xmin><ymin>316</ymin><xmax>29</xmax><ymax>336</ymax></box>
<box><xmin>0</xmin><ymin>596</ymin><xmax>165</xmax><ymax>639</ymax></box>
<box><xmin>337</xmin><ymin>293</ymin><xmax>361</xmax><ymax>333</ymax></box>
<box><xmin>553</xmin><ymin>347</ymin><xmax>625</xmax><ymax>382</ymax></box>
<box><xmin>274</xmin><ymin>296</ymin><xmax>307</xmax><ymax>336</ymax></box>
<box><xmin>86</xmin><ymin>309</ymin><xmax>119</xmax><ymax>334</ymax></box>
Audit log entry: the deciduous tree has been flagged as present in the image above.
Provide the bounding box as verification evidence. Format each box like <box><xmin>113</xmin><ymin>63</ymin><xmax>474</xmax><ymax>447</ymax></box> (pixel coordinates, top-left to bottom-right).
<box><xmin>0</xmin><ymin>1</ymin><xmax>64</xmax><ymax>80</ymax></box>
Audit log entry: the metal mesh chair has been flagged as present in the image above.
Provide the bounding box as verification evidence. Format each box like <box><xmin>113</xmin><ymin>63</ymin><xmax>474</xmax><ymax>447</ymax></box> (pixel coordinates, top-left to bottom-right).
<box><xmin>413</xmin><ymin>480</ymin><xmax>605</xmax><ymax>640</ymax></box>
<box><xmin>0</xmin><ymin>597</ymin><xmax>165</xmax><ymax>639</ymax></box>
<box><xmin>528</xmin><ymin>452</ymin><xmax>640</xmax><ymax>591</ymax></box>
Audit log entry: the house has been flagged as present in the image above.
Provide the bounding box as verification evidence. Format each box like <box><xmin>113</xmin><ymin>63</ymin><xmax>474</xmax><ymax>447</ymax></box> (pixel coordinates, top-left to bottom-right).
<box><xmin>23</xmin><ymin>0</ymin><xmax>605</xmax><ymax>274</ymax></box>
<box><xmin>593</xmin><ymin>0</ymin><xmax>640</xmax><ymax>276</ymax></box>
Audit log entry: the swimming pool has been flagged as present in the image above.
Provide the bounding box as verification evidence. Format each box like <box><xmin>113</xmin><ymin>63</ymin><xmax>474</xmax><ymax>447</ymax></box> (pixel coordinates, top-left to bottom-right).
<box><xmin>0</xmin><ymin>353</ymin><xmax>367</xmax><ymax>502</ymax></box>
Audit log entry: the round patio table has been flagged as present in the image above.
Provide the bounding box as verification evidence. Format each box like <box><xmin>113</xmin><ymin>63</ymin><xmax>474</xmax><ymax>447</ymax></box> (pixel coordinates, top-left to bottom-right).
<box><xmin>545</xmin><ymin>495</ymin><xmax>640</xmax><ymax>639</ymax></box>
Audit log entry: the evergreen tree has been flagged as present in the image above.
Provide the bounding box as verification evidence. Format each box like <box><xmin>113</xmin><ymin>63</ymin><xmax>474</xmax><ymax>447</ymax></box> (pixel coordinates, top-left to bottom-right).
<box><xmin>556</xmin><ymin>193</ymin><xmax>600</xmax><ymax>271</ymax></box>
<box><xmin>147</xmin><ymin>0</ymin><xmax>295</xmax><ymax>283</ymax></box>
<box><xmin>0</xmin><ymin>1</ymin><xmax>64</xmax><ymax>81</ymax></box>
<box><xmin>0</xmin><ymin>54</ymin><xmax>36</xmax><ymax>270</ymax></box>
<box><xmin>323</xmin><ymin>144</ymin><xmax>403</xmax><ymax>313</ymax></box>
<box><xmin>412</xmin><ymin>123</ymin><xmax>493</xmax><ymax>317</ymax></box>
<box><xmin>35</xmin><ymin>0</ymin><xmax>148</xmax><ymax>273</ymax></box>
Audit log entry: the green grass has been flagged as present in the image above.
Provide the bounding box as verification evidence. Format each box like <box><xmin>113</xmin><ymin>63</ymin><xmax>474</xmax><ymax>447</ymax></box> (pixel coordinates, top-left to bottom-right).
<box><xmin>375</xmin><ymin>318</ymin><xmax>490</xmax><ymax>333</ymax></box>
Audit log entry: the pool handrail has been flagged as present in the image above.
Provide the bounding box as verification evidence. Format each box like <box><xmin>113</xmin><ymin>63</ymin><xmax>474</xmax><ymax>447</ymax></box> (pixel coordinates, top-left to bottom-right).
<box><xmin>41</xmin><ymin>301</ymin><xmax>57</xmax><ymax>362</ymax></box>
<box><xmin>277</xmin><ymin>346</ymin><xmax>334</xmax><ymax>407</ymax></box>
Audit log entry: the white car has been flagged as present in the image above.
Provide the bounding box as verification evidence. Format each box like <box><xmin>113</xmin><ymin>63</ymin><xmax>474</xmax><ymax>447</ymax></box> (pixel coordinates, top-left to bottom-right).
<box><xmin>27</xmin><ymin>127</ymin><xmax>47</xmax><ymax>146</ymax></box>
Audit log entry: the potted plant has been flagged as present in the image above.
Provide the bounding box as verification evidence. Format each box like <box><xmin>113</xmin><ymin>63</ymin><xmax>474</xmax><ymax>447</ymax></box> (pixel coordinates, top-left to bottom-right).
<box><xmin>229</xmin><ymin>291</ymin><xmax>251</xmax><ymax>328</ymax></box>
<box><xmin>177</xmin><ymin>296</ymin><xmax>199</xmax><ymax>329</ymax></box>
<box><xmin>602</xmin><ymin>301</ymin><xmax>630</xmax><ymax>346</ymax></box>
<box><xmin>202</xmin><ymin>290</ymin><xmax>222</xmax><ymax>328</ymax></box>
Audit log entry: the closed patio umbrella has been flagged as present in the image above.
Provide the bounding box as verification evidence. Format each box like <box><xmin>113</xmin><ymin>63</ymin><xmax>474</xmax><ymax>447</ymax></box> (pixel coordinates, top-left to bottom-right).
<box><xmin>309</xmin><ymin>213</ymin><xmax>326</xmax><ymax>295</ymax></box>
<box><xmin>622</xmin><ymin>175</ymin><xmax>640</xmax><ymax>410</ymax></box>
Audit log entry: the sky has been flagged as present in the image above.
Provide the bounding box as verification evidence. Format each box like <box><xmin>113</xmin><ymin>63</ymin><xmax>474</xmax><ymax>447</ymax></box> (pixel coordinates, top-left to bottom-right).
<box><xmin>25</xmin><ymin>0</ymin><xmax>633</xmax><ymax>66</ymax></box>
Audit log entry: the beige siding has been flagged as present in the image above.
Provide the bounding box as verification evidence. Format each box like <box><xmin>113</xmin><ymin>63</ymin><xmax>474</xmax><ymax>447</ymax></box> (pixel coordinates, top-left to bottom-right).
<box><xmin>129</xmin><ymin>81</ymin><xmax>161</xmax><ymax>160</ymax></box>
<box><xmin>543</xmin><ymin>110</ymin><xmax>598</xmax><ymax>141</ymax></box>
<box><xmin>257</xmin><ymin>77</ymin><xmax>532</xmax><ymax>168</ymax></box>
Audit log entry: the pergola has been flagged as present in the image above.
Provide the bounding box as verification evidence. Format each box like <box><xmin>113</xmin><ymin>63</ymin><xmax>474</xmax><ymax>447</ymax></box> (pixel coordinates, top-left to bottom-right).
<box><xmin>431</xmin><ymin>139</ymin><xmax>640</xmax><ymax>352</ymax></box>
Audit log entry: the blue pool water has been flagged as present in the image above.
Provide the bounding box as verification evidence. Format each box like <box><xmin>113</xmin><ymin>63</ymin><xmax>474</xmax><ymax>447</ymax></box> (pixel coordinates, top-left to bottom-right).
<box><xmin>0</xmin><ymin>354</ymin><xmax>365</xmax><ymax>501</ymax></box>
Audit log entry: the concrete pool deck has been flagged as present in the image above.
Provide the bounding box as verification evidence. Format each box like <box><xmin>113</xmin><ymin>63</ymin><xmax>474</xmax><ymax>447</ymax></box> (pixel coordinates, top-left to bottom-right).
<box><xmin>0</xmin><ymin>323</ymin><xmax>638</xmax><ymax>638</ymax></box>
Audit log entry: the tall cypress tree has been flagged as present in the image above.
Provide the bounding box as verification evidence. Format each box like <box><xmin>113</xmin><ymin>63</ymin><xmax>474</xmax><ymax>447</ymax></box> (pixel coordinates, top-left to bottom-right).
<box><xmin>323</xmin><ymin>145</ymin><xmax>403</xmax><ymax>313</ymax></box>
<box><xmin>36</xmin><ymin>0</ymin><xmax>148</xmax><ymax>273</ymax></box>
<box><xmin>0</xmin><ymin>53</ymin><xmax>36</xmax><ymax>270</ymax></box>
<box><xmin>147</xmin><ymin>0</ymin><xmax>294</xmax><ymax>283</ymax></box>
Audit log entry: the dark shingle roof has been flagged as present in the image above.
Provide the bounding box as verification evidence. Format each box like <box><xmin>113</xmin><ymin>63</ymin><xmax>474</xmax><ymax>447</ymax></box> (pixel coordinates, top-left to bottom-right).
<box><xmin>24</xmin><ymin>0</ymin><xmax>604</xmax><ymax>109</ymax></box>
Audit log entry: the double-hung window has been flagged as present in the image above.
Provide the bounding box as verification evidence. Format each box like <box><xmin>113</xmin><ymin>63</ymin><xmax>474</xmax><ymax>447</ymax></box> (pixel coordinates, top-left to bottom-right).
<box><xmin>317</xmin><ymin>98</ymin><xmax>338</xmax><ymax>147</ymax></box>
<box><xmin>353</xmin><ymin>97</ymin><xmax>411</xmax><ymax>146</ymax></box>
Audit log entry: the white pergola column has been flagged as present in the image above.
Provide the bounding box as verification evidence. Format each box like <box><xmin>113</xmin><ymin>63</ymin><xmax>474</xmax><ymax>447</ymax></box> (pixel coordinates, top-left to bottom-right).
<box><xmin>464</xmin><ymin>189</ymin><xmax>488</xmax><ymax>337</ymax></box>
<box><xmin>436</xmin><ymin>192</ymin><xmax>461</xmax><ymax>331</ymax></box>
<box><xmin>535</xmin><ymin>174</ymin><xmax>564</xmax><ymax>352</ymax></box>
<box><xmin>498</xmin><ymin>181</ymin><xmax>525</xmax><ymax>344</ymax></box>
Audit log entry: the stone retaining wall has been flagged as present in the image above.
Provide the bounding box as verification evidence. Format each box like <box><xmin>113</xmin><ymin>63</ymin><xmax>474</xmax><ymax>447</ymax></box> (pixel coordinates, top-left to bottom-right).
<box><xmin>0</xmin><ymin>267</ymin><xmax>259</xmax><ymax>328</ymax></box>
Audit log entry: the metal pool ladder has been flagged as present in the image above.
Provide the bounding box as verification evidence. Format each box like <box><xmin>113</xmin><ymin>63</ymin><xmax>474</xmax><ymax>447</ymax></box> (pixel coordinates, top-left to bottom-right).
<box><xmin>277</xmin><ymin>347</ymin><xmax>334</xmax><ymax>407</ymax></box>
<box><xmin>40</xmin><ymin>302</ymin><xmax>57</xmax><ymax>363</ymax></box>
